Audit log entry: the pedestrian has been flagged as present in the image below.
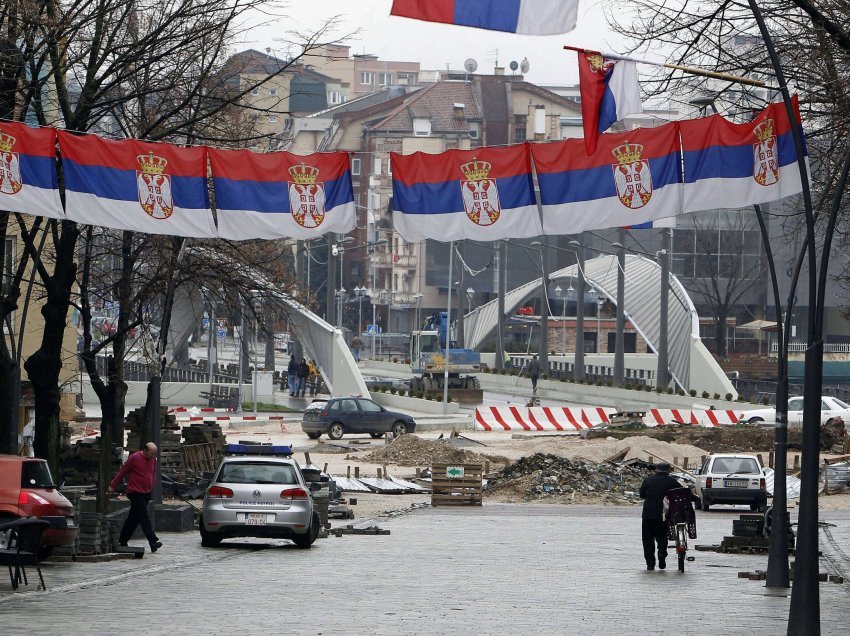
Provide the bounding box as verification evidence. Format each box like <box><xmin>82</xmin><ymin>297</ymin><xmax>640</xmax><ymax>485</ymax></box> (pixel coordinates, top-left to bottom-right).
<box><xmin>527</xmin><ymin>354</ymin><xmax>540</xmax><ymax>391</ymax></box>
<box><xmin>297</xmin><ymin>357</ymin><xmax>310</xmax><ymax>397</ymax></box>
<box><xmin>109</xmin><ymin>442</ymin><xmax>162</xmax><ymax>553</ymax></box>
<box><xmin>638</xmin><ymin>462</ymin><xmax>681</xmax><ymax>570</ymax></box>
<box><xmin>351</xmin><ymin>335</ymin><xmax>363</xmax><ymax>362</ymax></box>
<box><xmin>287</xmin><ymin>354</ymin><xmax>298</xmax><ymax>396</ymax></box>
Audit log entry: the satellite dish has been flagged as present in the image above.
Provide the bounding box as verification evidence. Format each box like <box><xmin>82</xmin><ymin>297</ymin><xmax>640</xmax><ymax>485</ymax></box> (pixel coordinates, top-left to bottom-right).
<box><xmin>520</xmin><ymin>57</ymin><xmax>530</xmax><ymax>74</ymax></box>
<box><xmin>464</xmin><ymin>58</ymin><xmax>478</xmax><ymax>73</ymax></box>
<box><xmin>509</xmin><ymin>60</ymin><xmax>519</xmax><ymax>71</ymax></box>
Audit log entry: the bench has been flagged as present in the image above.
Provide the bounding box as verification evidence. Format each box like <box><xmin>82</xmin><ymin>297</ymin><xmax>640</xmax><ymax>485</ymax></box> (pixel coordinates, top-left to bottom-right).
<box><xmin>199</xmin><ymin>385</ymin><xmax>239</xmax><ymax>410</ymax></box>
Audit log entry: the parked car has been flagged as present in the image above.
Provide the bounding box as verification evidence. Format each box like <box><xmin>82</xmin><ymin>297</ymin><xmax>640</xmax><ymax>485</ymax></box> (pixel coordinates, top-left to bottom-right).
<box><xmin>738</xmin><ymin>396</ymin><xmax>850</xmax><ymax>426</ymax></box>
<box><xmin>199</xmin><ymin>449</ymin><xmax>320</xmax><ymax>548</ymax></box>
<box><xmin>301</xmin><ymin>397</ymin><xmax>416</xmax><ymax>440</ymax></box>
<box><xmin>0</xmin><ymin>455</ymin><xmax>78</xmax><ymax>559</ymax></box>
<box><xmin>692</xmin><ymin>453</ymin><xmax>767</xmax><ymax>512</ymax></box>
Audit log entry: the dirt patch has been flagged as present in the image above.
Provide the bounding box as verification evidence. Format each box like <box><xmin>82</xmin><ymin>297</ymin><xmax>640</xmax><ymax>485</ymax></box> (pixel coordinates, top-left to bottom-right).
<box><xmin>587</xmin><ymin>424</ymin><xmax>783</xmax><ymax>454</ymax></box>
<box><xmin>354</xmin><ymin>434</ymin><xmax>510</xmax><ymax>467</ymax></box>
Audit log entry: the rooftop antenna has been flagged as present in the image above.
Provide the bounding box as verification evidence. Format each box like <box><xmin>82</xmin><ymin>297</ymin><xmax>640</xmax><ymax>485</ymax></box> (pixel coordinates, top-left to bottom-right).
<box><xmin>509</xmin><ymin>60</ymin><xmax>519</xmax><ymax>75</ymax></box>
<box><xmin>464</xmin><ymin>58</ymin><xmax>478</xmax><ymax>81</ymax></box>
<box><xmin>488</xmin><ymin>48</ymin><xmax>499</xmax><ymax>72</ymax></box>
<box><xmin>520</xmin><ymin>57</ymin><xmax>530</xmax><ymax>74</ymax></box>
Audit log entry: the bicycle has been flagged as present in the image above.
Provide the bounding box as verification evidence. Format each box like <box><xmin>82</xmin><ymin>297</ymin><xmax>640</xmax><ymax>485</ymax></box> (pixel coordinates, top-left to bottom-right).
<box><xmin>665</xmin><ymin>487</ymin><xmax>698</xmax><ymax>572</ymax></box>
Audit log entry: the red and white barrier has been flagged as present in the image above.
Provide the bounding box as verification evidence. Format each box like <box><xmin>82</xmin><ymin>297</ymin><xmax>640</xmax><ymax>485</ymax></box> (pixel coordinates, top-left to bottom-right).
<box><xmin>168</xmin><ymin>407</ymin><xmax>230</xmax><ymax>414</ymax></box>
<box><xmin>474</xmin><ymin>406</ymin><xmax>745</xmax><ymax>431</ymax></box>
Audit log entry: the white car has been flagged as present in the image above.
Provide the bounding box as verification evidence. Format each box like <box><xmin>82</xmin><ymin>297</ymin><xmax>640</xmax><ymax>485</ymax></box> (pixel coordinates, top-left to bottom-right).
<box><xmin>738</xmin><ymin>396</ymin><xmax>850</xmax><ymax>426</ymax></box>
<box><xmin>692</xmin><ymin>453</ymin><xmax>767</xmax><ymax>512</ymax></box>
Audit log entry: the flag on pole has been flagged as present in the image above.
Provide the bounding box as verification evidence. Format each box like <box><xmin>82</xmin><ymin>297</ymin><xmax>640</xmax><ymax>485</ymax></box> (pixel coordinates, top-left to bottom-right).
<box><xmin>209</xmin><ymin>148</ymin><xmax>355</xmax><ymax>240</ymax></box>
<box><xmin>578</xmin><ymin>52</ymin><xmax>643</xmax><ymax>154</ymax></box>
<box><xmin>390</xmin><ymin>0</ymin><xmax>578</xmax><ymax>35</ymax></box>
<box><xmin>532</xmin><ymin>122</ymin><xmax>682</xmax><ymax>234</ymax></box>
<box><xmin>391</xmin><ymin>144</ymin><xmax>541</xmax><ymax>242</ymax></box>
<box><xmin>58</xmin><ymin>132</ymin><xmax>216</xmax><ymax>237</ymax></box>
<box><xmin>679</xmin><ymin>97</ymin><xmax>807</xmax><ymax>213</ymax></box>
<box><xmin>0</xmin><ymin>122</ymin><xmax>63</xmax><ymax>219</ymax></box>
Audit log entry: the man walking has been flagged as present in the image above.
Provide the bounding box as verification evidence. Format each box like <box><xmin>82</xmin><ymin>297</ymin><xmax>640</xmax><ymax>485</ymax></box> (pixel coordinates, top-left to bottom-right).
<box><xmin>287</xmin><ymin>354</ymin><xmax>299</xmax><ymax>396</ymax></box>
<box><xmin>639</xmin><ymin>462</ymin><xmax>681</xmax><ymax>570</ymax></box>
<box><xmin>109</xmin><ymin>442</ymin><xmax>162</xmax><ymax>552</ymax></box>
<box><xmin>296</xmin><ymin>357</ymin><xmax>310</xmax><ymax>397</ymax></box>
<box><xmin>527</xmin><ymin>354</ymin><xmax>541</xmax><ymax>392</ymax></box>
<box><xmin>351</xmin><ymin>335</ymin><xmax>363</xmax><ymax>362</ymax></box>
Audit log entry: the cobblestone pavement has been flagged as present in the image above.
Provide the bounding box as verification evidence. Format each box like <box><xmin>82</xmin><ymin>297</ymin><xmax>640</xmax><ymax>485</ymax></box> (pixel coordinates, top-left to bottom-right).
<box><xmin>1</xmin><ymin>505</ymin><xmax>848</xmax><ymax>635</ymax></box>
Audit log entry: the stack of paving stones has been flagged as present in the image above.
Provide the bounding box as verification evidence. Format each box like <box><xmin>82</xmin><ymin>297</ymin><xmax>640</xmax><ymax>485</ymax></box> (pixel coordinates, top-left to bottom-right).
<box><xmin>182</xmin><ymin>421</ymin><xmax>227</xmax><ymax>458</ymax></box>
<box><xmin>76</xmin><ymin>512</ymin><xmax>103</xmax><ymax>556</ymax></box>
<box><xmin>125</xmin><ymin>406</ymin><xmax>182</xmax><ymax>472</ymax></box>
<box><xmin>51</xmin><ymin>489</ymin><xmax>83</xmax><ymax>560</ymax></box>
<box><xmin>60</xmin><ymin>437</ymin><xmax>122</xmax><ymax>486</ymax></box>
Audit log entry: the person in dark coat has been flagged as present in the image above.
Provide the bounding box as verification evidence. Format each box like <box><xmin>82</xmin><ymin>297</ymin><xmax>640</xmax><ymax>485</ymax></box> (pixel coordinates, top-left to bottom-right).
<box><xmin>526</xmin><ymin>355</ymin><xmax>541</xmax><ymax>391</ymax></box>
<box><xmin>296</xmin><ymin>357</ymin><xmax>310</xmax><ymax>397</ymax></box>
<box><xmin>287</xmin><ymin>354</ymin><xmax>298</xmax><ymax>396</ymax></box>
<box><xmin>639</xmin><ymin>462</ymin><xmax>682</xmax><ymax>570</ymax></box>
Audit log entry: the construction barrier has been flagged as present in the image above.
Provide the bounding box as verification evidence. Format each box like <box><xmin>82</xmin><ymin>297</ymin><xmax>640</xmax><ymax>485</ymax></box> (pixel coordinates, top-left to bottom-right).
<box><xmin>474</xmin><ymin>407</ymin><xmax>745</xmax><ymax>431</ymax></box>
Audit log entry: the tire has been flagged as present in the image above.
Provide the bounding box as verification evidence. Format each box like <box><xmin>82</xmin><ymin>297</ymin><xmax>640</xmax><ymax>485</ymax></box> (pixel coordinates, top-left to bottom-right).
<box><xmin>391</xmin><ymin>421</ymin><xmax>408</xmax><ymax>438</ymax></box>
<box><xmin>292</xmin><ymin>512</ymin><xmax>320</xmax><ymax>549</ymax></box>
<box><xmin>750</xmin><ymin>502</ymin><xmax>760</xmax><ymax>511</ymax></box>
<box><xmin>328</xmin><ymin>423</ymin><xmax>345</xmax><ymax>440</ymax></box>
<box><xmin>369</xmin><ymin>433</ymin><xmax>384</xmax><ymax>439</ymax></box>
<box><xmin>37</xmin><ymin>545</ymin><xmax>54</xmax><ymax>562</ymax></box>
<box><xmin>199</xmin><ymin>518</ymin><xmax>223</xmax><ymax>547</ymax></box>
<box><xmin>306</xmin><ymin>432</ymin><xmax>321</xmax><ymax>440</ymax></box>
<box><xmin>678</xmin><ymin>551</ymin><xmax>685</xmax><ymax>572</ymax></box>
<box><xmin>701</xmin><ymin>497</ymin><xmax>710</xmax><ymax>512</ymax></box>
<box><xmin>748</xmin><ymin>417</ymin><xmax>765</xmax><ymax>425</ymax></box>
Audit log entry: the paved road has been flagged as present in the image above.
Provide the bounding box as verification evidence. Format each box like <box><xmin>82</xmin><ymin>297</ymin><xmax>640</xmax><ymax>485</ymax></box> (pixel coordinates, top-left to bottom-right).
<box><xmin>2</xmin><ymin>505</ymin><xmax>847</xmax><ymax>635</ymax></box>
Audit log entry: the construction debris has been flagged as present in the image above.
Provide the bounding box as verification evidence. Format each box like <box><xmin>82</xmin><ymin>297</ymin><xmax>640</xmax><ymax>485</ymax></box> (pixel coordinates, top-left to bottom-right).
<box><xmin>355</xmin><ymin>434</ymin><xmax>510</xmax><ymax>467</ymax></box>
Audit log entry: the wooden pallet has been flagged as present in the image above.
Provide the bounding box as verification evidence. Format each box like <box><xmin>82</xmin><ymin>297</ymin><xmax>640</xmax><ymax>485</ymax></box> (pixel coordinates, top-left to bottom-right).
<box><xmin>431</xmin><ymin>463</ymin><xmax>483</xmax><ymax>507</ymax></box>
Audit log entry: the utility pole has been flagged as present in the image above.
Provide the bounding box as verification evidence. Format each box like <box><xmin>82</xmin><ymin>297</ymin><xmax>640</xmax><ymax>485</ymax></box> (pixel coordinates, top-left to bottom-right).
<box><xmin>574</xmin><ymin>236</ymin><xmax>586</xmax><ymax>381</ymax></box>
<box><xmin>496</xmin><ymin>240</ymin><xmax>507</xmax><ymax>369</ymax></box>
<box><xmin>539</xmin><ymin>239</ymin><xmax>549</xmax><ymax>371</ymax></box>
<box><xmin>614</xmin><ymin>228</ymin><xmax>625</xmax><ymax>386</ymax></box>
<box><xmin>657</xmin><ymin>229</ymin><xmax>671</xmax><ymax>389</ymax></box>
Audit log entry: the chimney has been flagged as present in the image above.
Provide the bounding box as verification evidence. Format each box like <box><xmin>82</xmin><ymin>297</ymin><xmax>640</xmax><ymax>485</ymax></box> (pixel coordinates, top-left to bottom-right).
<box><xmin>494</xmin><ymin>66</ymin><xmax>505</xmax><ymax>75</ymax></box>
<box><xmin>453</xmin><ymin>102</ymin><xmax>466</xmax><ymax>118</ymax></box>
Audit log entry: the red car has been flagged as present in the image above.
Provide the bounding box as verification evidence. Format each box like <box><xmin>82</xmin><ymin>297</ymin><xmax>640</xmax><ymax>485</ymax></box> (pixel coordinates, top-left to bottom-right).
<box><xmin>0</xmin><ymin>455</ymin><xmax>78</xmax><ymax>558</ymax></box>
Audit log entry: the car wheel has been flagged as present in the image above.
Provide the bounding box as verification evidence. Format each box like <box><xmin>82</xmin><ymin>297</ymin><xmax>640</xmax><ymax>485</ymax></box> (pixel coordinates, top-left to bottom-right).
<box><xmin>293</xmin><ymin>512</ymin><xmax>320</xmax><ymax>549</ymax></box>
<box><xmin>369</xmin><ymin>433</ymin><xmax>384</xmax><ymax>439</ymax></box>
<box><xmin>328</xmin><ymin>423</ymin><xmax>345</xmax><ymax>440</ymax></box>
<box><xmin>701</xmin><ymin>497</ymin><xmax>710</xmax><ymax>512</ymax></box>
<box><xmin>37</xmin><ymin>545</ymin><xmax>54</xmax><ymax>562</ymax></box>
<box><xmin>750</xmin><ymin>502</ymin><xmax>760</xmax><ymax>511</ymax></box>
<box><xmin>748</xmin><ymin>417</ymin><xmax>765</xmax><ymax>425</ymax></box>
<box><xmin>199</xmin><ymin>517</ymin><xmax>223</xmax><ymax>547</ymax></box>
<box><xmin>391</xmin><ymin>421</ymin><xmax>408</xmax><ymax>437</ymax></box>
<box><xmin>306</xmin><ymin>432</ymin><xmax>321</xmax><ymax>439</ymax></box>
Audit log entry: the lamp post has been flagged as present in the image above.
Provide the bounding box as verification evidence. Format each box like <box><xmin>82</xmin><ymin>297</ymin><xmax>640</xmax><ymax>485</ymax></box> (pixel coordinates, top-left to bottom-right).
<box><xmin>554</xmin><ymin>285</ymin><xmax>564</xmax><ymax>354</ymax></box>
<box><xmin>335</xmin><ymin>287</ymin><xmax>347</xmax><ymax>329</ymax></box>
<box><xmin>596</xmin><ymin>294</ymin><xmax>605</xmax><ymax>354</ymax></box>
<box><xmin>465</xmin><ymin>288</ymin><xmax>474</xmax><ymax>349</ymax></box>
<box><xmin>413</xmin><ymin>293</ymin><xmax>423</xmax><ymax>332</ymax></box>
<box><xmin>354</xmin><ymin>286</ymin><xmax>368</xmax><ymax>335</ymax></box>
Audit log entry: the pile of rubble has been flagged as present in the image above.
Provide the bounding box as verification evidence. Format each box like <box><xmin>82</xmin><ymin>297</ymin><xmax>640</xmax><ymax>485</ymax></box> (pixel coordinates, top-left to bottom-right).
<box><xmin>486</xmin><ymin>453</ymin><xmax>648</xmax><ymax>505</ymax></box>
<box><xmin>356</xmin><ymin>434</ymin><xmax>510</xmax><ymax>467</ymax></box>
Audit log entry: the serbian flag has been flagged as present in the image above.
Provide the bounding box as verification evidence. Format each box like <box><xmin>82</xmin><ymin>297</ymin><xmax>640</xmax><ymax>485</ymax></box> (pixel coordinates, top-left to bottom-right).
<box><xmin>0</xmin><ymin>122</ymin><xmax>63</xmax><ymax>219</ymax></box>
<box><xmin>209</xmin><ymin>149</ymin><xmax>355</xmax><ymax>241</ymax></box>
<box><xmin>532</xmin><ymin>122</ymin><xmax>682</xmax><ymax>234</ymax></box>
<box><xmin>58</xmin><ymin>132</ymin><xmax>216</xmax><ymax>237</ymax></box>
<box><xmin>391</xmin><ymin>145</ymin><xmax>541</xmax><ymax>242</ymax></box>
<box><xmin>390</xmin><ymin>0</ymin><xmax>578</xmax><ymax>35</ymax></box>
<box><xmin>680</xmin><ymin>97</ymin><xmax>808</xmax><ymax>213</ymax></box>
<box><xmin>578</xmin><ymin>52</ymin><xmax>643</xmax><ymax>154</ymax></box>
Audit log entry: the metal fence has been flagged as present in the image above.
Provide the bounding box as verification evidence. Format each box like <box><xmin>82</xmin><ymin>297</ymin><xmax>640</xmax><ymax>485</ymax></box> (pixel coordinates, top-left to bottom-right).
<box><xmin>93</xmin><ymin>356</ymin><xmax>241</xmax><ymax>384</ymax></box>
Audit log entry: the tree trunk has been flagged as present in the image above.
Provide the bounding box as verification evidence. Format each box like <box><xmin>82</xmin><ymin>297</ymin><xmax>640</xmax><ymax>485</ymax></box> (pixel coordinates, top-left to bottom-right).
<box><xmin>0</xmin><ymin>355</ymin><xmax>20</xmax><ymax>455</ymax></box>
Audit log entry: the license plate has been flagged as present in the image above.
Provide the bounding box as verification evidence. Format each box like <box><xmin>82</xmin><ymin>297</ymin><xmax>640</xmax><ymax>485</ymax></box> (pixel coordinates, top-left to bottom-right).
<box><xmin>725</xmin><ymin>479</ymin><xmax>747</xmax><ymax>488</ymax></box>
<box><xmin>245</xmin><ymin>514</ymin><xmax>268</xmax><ymax>526</ymax></box>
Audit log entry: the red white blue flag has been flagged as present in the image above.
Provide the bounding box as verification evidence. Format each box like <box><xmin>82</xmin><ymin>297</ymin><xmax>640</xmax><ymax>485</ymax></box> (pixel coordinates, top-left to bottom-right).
<box><xmin>0</xmin><ymin>122</ymin><xmax>63</xmax><ymax>219</ymax></box>
<box><xmin>391</xmin><ymin>145</ymin><xmax>541</xmax><ymax>242</ymax></box>
<box><xmin>390</xmin><ymin>0</ymin><xmax>578</xmax><ymax>35</ymax></box>
<box><xmin>58</xmin><ymin>132</ymin><xmax>215</xmax><ymax>237</ymax></box>
<box><xmin>578</xmin><ymin>52</ymin><xmax>643</xmax><ymax>155</ymax></box>
<box><xmin>532</xmin><ymin>123</ymin><xmax>682</xmax><ymax>234</ymax></box>
<box><xmin>209</xmin><ymin>149</ymin><xmax>355</xmax><ymax>240</ymax></box>
<box><xmin>679</xmin><ymin>97</ymin><xmax>807</xmax><ymax>213</ymax></box>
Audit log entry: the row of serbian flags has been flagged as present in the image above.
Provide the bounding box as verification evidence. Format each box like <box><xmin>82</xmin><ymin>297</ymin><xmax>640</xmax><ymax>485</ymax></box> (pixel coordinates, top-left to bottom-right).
<box><xmin>0</xmin><ymin>98</ymin><xmax>805</xmax><ymax>242</ymax></box>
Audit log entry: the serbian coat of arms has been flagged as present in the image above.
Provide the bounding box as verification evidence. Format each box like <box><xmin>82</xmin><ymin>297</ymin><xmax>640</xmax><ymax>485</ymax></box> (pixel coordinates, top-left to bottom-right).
<box><xmin>753</xmin><ymin>118</ymin><xmax>779</xmax><ymax>186</ymax></box>
<box><xmin>288</xmin><ymin>163</ymin><xmax>326</xmax><ymax>228</ymax></box>
<box><xmin>0</xmin><ymin>132</ymin><xmax>23</xmax><ymax>196</ymax></box>
<box><xmin>611</xmin><ymin>142</ymin><xmax>652</xmax><ymax>209</ymax></box>
<box><xmin>460</xmin><ymin>158</ymin><xmax>501</xmax><ymax>226</ymax></box>
<box><xmin>136</xmin><ymin>153</ymin><xmax>173</xmax><ymax>220</ymax></box>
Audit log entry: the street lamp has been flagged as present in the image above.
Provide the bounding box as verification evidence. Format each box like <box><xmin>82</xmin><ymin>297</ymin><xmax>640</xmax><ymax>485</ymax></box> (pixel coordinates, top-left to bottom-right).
<box><xmin>596</xmin><ymin>294</ymin><xmax>605</xmax><ymax>354</ymax></box>
<box><xmin>465</xmin><ymin>288</ymin><xmax>475</xmax><ymax>348</ymax></box>
<box><xmin>354</xmin><ymin>286</ymin><xmax>368</xmax><ymax>335</ymax></box>
<box><xmin>335</xmin><ymin>287</ymin><xmax>347</xmax><ymax>329</ymax></box>
<box><xmin>554</xmin><ymin>285</ymin><xmax>564</xmax><ymax>354</ymax></box>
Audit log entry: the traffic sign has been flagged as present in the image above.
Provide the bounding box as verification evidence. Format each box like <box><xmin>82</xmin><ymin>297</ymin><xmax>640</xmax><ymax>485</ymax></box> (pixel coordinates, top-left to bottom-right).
<box><xmin>366</xmin><ymin>324</ymin><xmax>381</xmax><ymax>335</ymax></box>
<box><xmin>446</xmin><ymin>466</ymin><xmax>464</xmax><ymax>479</ymax></box>
<box><xmin>217</xmin><ymin>328</ymin><xmax>226</xmax><ymax>338</ymax></box>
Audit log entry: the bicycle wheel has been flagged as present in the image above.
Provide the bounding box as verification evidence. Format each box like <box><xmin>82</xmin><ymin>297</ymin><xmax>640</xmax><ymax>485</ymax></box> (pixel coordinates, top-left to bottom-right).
<box><xmin>678</xmin><ymin>551</ymin><xmax>686</xmax><ymax>572</ymax></box>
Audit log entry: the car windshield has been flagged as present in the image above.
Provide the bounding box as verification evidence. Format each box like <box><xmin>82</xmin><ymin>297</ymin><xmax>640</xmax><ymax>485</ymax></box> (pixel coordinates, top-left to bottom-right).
<box><xmin>712</xmin><ymin>457</ymin><xmax>760</xmax><ymax>474</ymax></box>
<box><xmin>831</xmin><ymin>397</ymin><xmax>849</xmax><ymax>409</ymax></box>
<box><xmin>218</xmin><ymin>462</ymin><xmax>297</xmax><ymax>485</ymax></box>
<box><xmin>21</xmin><ymin>461</ymin><xmax>56</xmax><ymax>488</ymax></box>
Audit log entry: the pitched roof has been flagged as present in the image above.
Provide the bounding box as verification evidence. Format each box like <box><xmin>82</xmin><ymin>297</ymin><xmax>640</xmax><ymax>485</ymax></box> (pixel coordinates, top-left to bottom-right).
<box><xmin>368</xmin><ymin>81</ymin><xmax>481</xmax><ymax>133</ymax></box>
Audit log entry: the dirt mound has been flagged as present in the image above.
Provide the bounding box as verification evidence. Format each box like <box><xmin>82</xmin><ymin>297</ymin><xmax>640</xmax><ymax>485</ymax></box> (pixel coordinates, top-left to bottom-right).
<box><xmin>356</xmin><ymin>434</ymin><xmax>510</xmax><ymax>467</ymax></box>
<box><xmin>587</xmin><ymin>424</ymin><xmax>782</xmax><ymax>454</ymax></box>
<box><xmin>486</xmin><ymin>453</ymin><xmax>647</xmax><ymax>505</ymax></box>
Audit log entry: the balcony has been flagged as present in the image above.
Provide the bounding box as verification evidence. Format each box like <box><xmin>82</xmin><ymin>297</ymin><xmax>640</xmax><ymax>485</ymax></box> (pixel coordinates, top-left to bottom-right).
<box><xmin>394</xmin><ymin>254</ymin><xmax>417</xmax><ymax>268</ymax></box>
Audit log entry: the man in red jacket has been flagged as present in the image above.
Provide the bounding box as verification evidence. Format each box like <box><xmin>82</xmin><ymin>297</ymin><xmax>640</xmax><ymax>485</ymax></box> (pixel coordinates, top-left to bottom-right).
<box><xmin>109</xmin><ymin>442</ymin><xmax>162</xmax><ymax>552</ymax></box>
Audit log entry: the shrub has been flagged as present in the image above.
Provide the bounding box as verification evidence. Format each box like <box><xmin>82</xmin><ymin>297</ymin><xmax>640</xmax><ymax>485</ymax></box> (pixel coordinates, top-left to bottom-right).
<box><xmin>713</xmin><ymin>393</ymin><xmax>720</xmax><ymax>400</ymax></box>
<box><xmin>646</xmin><ymin>385</ymin><xmax>654</xmax><ymax>392</ymax></box>
<box><xmin>542</xmin><ymin>373</ymin><xmax>549</xmax><ymax>380</ymax></box>
<box><xmin>656</xmin><ymin>387</ymin><xmax>664</xmax><ymax>394</ymax></box>
<box><xmin>702</xmin><ymin>391</ymin><xmax>710</xmax><ymax>399</ymax></box>
<box><xmin>667</xmin><ymin>388</ymin><xmax>673</xmax><ymax>394</ymax></box>
<box><xmin>392</xmin><ymin>357</ymin><xmax>398</xmax><ymax>364</ymax></box>
<box><xmin>677</xmin><ymin>389</ymin><xmax>685</xmax><ymax>396</ymax></box>
<box><xmin>762</xmin><ymin>396</ymin><xmax>770</xmax><ymax>405</ymax></box>
<box><xmin>689</xmin><ymin>389</ymin><xmax>697</xmax><ymax>397</ymax></box>
<box><xmin>725</xmin><ymin>393</ymin><xmax>733</xmax><ymax>401</ymax></box>
<box><xmin>606</xmin><ymin>380</ymin><xmax>613</xmax><ymax>387</ymax></box>
<box><xmin>389</xmin><ymin>388</ymin><xmax>397</xmax><ymax>395</ymax></box>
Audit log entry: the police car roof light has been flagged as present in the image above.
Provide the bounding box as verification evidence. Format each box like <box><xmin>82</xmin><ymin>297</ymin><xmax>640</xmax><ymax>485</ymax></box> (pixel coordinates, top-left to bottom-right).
<box><xmin>225</xmin><ymin>444</ymin><xmax>293</xmax><ymax>457</ymax></box>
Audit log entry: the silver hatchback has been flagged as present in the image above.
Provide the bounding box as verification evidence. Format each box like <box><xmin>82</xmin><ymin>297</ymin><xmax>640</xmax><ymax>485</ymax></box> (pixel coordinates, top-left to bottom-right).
<box><xmin>200</xmin><ymin>455</ymin><xmax>319</xmax><ymax>548</ymax></box>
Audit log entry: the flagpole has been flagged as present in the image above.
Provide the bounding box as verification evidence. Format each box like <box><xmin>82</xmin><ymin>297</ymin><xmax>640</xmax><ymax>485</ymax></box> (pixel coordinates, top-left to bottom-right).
<box><xmin>563</xmin><ymin>45</ymin><xmax>769</xmax><ymax>88</ymax></box>
<box><xmin>442</xmin><ymin>241</ymin><xmax>454</xmax><ymax>414</ymax></box>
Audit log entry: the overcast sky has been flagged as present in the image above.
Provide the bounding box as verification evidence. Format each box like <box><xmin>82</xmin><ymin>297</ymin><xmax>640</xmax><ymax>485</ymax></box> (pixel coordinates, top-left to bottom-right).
<box><xmin>240</xmin><ymin>0</ymin><xmax>627</xmax><ymax>86</ymax></box>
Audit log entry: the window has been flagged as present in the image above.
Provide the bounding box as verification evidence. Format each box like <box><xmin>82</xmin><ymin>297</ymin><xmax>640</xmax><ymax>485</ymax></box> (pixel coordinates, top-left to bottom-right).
<box><xmin>351</xmin><ymin>158</ymin><xmax>361</xmax><ymax>175</ymax></box>
<box><xmin>378</xmin><ymin>72</ymin><xmax>392</xmax><ymax>85</ymax></box>
<box><xmin>328</xmin><ymin>91</ymin><xmax>342</xmax><ymax>104</ymax></box>
<box><xmin>387</xmin><ymin>158</ymin><xmax>392</xmax><ymax>176</ymax></box>
<box><xmin>269</xmin><ymin>88</ymin><xmax>277</xmax><ymax>97</ymax></box>
<box><xmin>360</xmin><ymin>71</ymin><xmax>373</xmax><ymax>85</ymax></box>
<box><xmin>413</xmin><ymin>117</ymin><xmax>431</xmax><ymax>136</ymax></box>
<box><xmin>514</xmin><ymin>124</ymin><xmax>527</xmax><ymax>142</ymax></box>
<box><xmin>373</xmin><ymin>157</ymin><xmax>382</xmax><ymax>175</ymax></box>
<box><xmin>358</xmin><ymin>399</ymin><xmax>382</xmax><ymax>413</ymax></box>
